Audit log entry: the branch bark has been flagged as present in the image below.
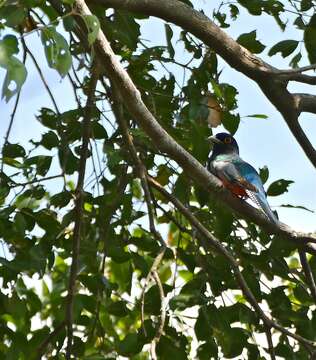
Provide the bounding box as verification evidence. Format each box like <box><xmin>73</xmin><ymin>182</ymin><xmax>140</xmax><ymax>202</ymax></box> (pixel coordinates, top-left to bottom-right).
<box><xmin>65</xmin><ymin>63</ymin><xmax>99</xmax><ymax>359</ymax></box>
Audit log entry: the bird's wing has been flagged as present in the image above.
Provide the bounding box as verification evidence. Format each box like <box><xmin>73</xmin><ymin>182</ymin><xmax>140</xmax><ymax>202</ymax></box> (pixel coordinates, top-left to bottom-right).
<box><xmin>211</xmin><ymin>158</ymin><xmax>258</xmax><ymax>193</ymax></box>
<box><xmin>233</xmin><ymin>159</ymin><xmax>278</xmax><ymax>224</ymax></box>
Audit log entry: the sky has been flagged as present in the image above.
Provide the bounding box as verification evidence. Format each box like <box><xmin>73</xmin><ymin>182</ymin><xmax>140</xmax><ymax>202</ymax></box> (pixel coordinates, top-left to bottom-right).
<box><xmin>0</xmin><ymin>0</ymin><xmax>315</xmax><ymax>239</ymax></box>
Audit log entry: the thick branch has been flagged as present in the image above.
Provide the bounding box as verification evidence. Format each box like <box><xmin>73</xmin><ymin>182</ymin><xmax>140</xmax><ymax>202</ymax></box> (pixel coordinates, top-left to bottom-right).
<box><xmin>91</xmin><ymin>0</ymin><xmax>316</xmax><ymax>168</ymax></box>
<box><xmin>65</xmin><ymin>63</ymin><xmax>99</xmax><ymax>359</ymax></box>
<box><xmin>92</xmin><ymin>0</ymin><xmax>272</xmax><ymax>79</ymax></box>
<box><xmin>294</xmin><ymin>94</ymin><xmax>316</xmax><ymax>115</ymax></box>
<box><xmin>72</xmin><ymin>0</ymin><xmax>316</xmax><ymax>256</ymax></box>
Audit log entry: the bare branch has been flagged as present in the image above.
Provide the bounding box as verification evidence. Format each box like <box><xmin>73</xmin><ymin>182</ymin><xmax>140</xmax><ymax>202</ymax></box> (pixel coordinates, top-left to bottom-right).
<box><xmin>65</xmin><ymin>62</ymin><xmax>99</xmax><ymax>359</ymax></box>
<box><xmin>11</xmin><ymin>174</ymin><xmax>63</xmax><ymax>188</ymax></box>
<box><xmin>293</xmin><ymin>93</ymin><xmax>316</xmax><ymax>114</ymax></box>
<box><xmin>280</xmin><ymin>73</ymin><xmax>316</xmax><ymax>85</ymax></box>
<box><xmin>20</xmin><ymin>35</ymin><xmax>60</xmax><ymax>114</ymax></box>
<box><xmin>275</xmin><ymin>63</ymin><xmax>316</xmax><ymax>75</ymax></box>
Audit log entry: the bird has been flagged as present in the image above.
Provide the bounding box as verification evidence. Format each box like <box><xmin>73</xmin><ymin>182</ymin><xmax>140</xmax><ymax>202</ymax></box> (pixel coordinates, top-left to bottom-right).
<box><xmin>207</xmin><ymin>132</ymin><xmax>278</xmax><ymax>224</ymax></box>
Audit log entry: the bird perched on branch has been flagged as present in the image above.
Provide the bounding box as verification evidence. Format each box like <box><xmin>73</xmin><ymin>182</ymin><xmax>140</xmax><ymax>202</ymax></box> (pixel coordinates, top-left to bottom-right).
<box><xmin>207</xmin><ymin>132</ymin><xmax>278</xmax><ymax>224</ymax></box>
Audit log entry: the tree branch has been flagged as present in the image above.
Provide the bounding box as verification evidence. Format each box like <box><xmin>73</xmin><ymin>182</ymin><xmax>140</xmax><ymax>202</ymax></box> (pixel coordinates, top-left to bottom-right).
<box><xmin>71</xmin><ymin>0</ymin><xmax>316</xmax><ymax>257</ymax></box>
<box><xmin>20</xmin><ymin>34</ymin><xmax>60</xmax><ymax>114</ymax></box>
<box><xmin>148</xmin><ymin>176</ymin><xmax>316</xmax><ymax>353</ymax></box>
<box><xmin>264</xmin><ymin>324</ymin><xmax>276</xmax><ymax>360</ymax></box>
<box><xmin>65</xmin><ymin>62</ymin><xmax>99</xmax><ymax>359</ymax></box>
<box><xmin>110</xmin><ymin>81</ymin><xmax>167</xmax><ymax>350</ymax></box>
<box><xmin>91</xmin><ymin>0</ymin><xmax>316</xmax><ymax>168</ymax></box>
<box><xmin>299</xmin><ymin>250</ymin><xmax>316</xmax><ymax>304</ymax></box>
<box><xmin>36</xmin><ymin>320</ymin><xmax>66</xmax><ymax>359</ymax></box>
<box><xmin>293</xmin><ymin>93</ymin><xmax>316</xmax><ymax>114</ymax></box>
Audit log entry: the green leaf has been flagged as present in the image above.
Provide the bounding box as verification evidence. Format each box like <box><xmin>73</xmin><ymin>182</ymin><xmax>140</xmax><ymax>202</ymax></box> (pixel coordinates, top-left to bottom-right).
<box><xmin>259</xmin><ymin>166</ymin><xmax>269</xmax><ymax>184</ymax></box>
<box><xmin>2</xmin><ymin>143</ymin><xmax>25</xmax><ymax>158</ymax></box>
<box><xmin>301</xmin><ymin>0</ymin><xmax>313</xmax><ymax>11</ymax></box>
<box><xmin>196</xmin><ymin>340</ymin><xmax>218</xmax><ymax>359</ymax></box>
<box><xmin>25</xmin><ymin>155</ymin><xmax>52</xmax><ymax>176</ymax></box>
<box><xmin>222</xmin><ymin>112</ymin><xmax>240</xmax><ymax>135</ymax></box>
<box><xmin>107</xmin><ymin>300</ymin><xmax>129</xmax><ymax>317</ymax></box>
<box><xmin>245</xmin><ymin>113</ymin><xmax>268</xmax><ymax>119</ymax></box>
<box><xmin>40</xmin><ymin>131</ymin><xmax>59</xmax><ymax>149</ymax></box>
<box><xmin>280</xmin><ymin>204</ymin><xmax>314</xmax><ymax>213</ymax></box>
<box><xmin>237</xmin><ymin>30</ymin><xmax>265</xmax><ymax>54</ymax></box>
<box><xmin>165</xmin><ymin>24</ymin><xmax>175</xmax><ymax>58</ymax></box>
<box><xmin>117</xmin><ymin>333</ymin><xmax>142</xmax><ymax>356</ymax></box>
<box><xmin>92</xmin><ymin>122</ymin><xmax>107</xmax><ymax>139</ymax></box>
<box><xmin>103</xmin><ymin>10</ymin><xmax>140</xmax><ymax>52</ymax></box>
<box><xmin>0</xmin><ymin>36</ymin><xmax>27</xmax><ymax>101</ymax></box>
<box><xmin>237</xmin><ymin>0</ymin><xmax>262</xmax><ymax>15</ymax></box>
<box><xmin>268</xmin><ymin>40</ymin><xmax>299</xmax><ymax>58</ymax></box>
<box><xmin>267</xmin><ymin>179</ymin><xmax>294</xmax><ymax>196</ymax></box>
<box><xmin>157</xmin><ymin>335</ymin><xmax>187</xmax><ymax>360</ymax></box>
<box><xmin>0</xmin><ymin>6</ymin><xmax>26</xmax><ymax>27</ymax></box>
<box><xmin>217</xmin><ymin>327</ymin><xmax>248</xmax><ymax>358</ymax></box>
<box><xmin>229</xmin><ymin>4</ymin><xmax>239</xmax><ymax>20</ymax></box>
<box><xmin>82</xmin><ymin>15</ymin><xmax>100</xmax><ymax>45</ymax></box>
<box><xmin>2</xmin><ymin>57</ymin><xmax>27</xmax><ymax>102</ymax></box>
<box><xmin>0</xmin><ymin>35</ymin><xmax>19</xmax><ymax>57</ymax></box>
<box><xmin>195</xmin><ymin>307</ymin><xmax>213</xmax><ymax>341</ymax></box>
<box><xmin>304</xmin><ymin>15</ymin><xmax>316</xmax><ymax>64</ymax></box>
<box><xmin>290</xmin><ymin>52</ymin><xmax>302</xmax><ymax>68</ymax></box>
<box><xmin>50</xmin><ymin>191</ymin><xmax>72</xmax><ymax>208</ymax></box>
<box><xmin>41</xmin><ymin>26</ymin><xmax>72</xmax><ymax>77</ymax></box>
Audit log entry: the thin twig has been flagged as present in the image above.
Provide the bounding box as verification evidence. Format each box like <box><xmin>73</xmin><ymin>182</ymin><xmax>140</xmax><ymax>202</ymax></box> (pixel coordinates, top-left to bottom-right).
<box><xmin>150</xmin><ymin>270</ymin><xmax>166</xmax><ymax>360</ymax></box>
<box><xmin>264</xmin><ymin>324</ymin><xmax>276</xmax><ymax>360</ymax></box>
<box><xmin>140</xmin><ymin>247</ymin><xmax>166</xmax><ymax>336</ymax></box>
<box><xmin>36</xmin><ymin>320</ymin><xmax>66</xmax><ymax>359</ymax></box>
<box><xmin>65</xmin><ymin>62</ymin><xmax>99</xmax><ymax>359</ymax></box>
<box><xmin>20</xmin><ymin>35</ymin><xmax>60</xmax><ymax>114</ymax></box>
<box><xmin>275</xmin><ymin>63</ymin><xmax>316</xmax><ymax>75</ymax></box>
<box><xmin>299</xmin><ymin>250</ymin><xmax>316</xmax><ymax>304</ymax></box>
<box><xmin>11</xmin><ymin>174</ymin><xmax>63</xmax><ymax>187</ymax></box>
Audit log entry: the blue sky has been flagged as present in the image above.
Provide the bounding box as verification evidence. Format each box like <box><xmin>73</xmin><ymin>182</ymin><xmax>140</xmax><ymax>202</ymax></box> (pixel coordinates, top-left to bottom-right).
<box><xmin>1</xmin><ymin>0</ymin><xmax>315</xmax><ymax>234</ymax></box>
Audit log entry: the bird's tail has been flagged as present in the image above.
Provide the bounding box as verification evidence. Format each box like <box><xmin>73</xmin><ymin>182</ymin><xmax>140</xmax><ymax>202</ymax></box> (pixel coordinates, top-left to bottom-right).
<box><xmin>246</xmin><ymin>190</ymin><xmax>279</xmax><ymax>224</ymax></box>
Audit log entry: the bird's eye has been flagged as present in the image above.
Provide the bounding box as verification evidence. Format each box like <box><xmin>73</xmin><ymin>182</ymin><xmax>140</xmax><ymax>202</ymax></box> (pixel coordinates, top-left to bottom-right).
<box><xmin>224</xmin><ymin>137</ymin><xmax>232</xmax><ymax>144</ymax></box>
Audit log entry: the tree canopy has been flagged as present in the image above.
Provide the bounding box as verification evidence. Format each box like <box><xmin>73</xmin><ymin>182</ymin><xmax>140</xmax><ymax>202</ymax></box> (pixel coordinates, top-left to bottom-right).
<box><xmin>1</xmin><ymin>0</ymin><xmax>316</xmax><ymax>359</ymax></box>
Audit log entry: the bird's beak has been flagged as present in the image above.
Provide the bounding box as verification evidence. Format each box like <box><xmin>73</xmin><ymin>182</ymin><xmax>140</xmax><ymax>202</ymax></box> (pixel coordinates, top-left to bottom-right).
<box><xmin>207</xmin><ymin>136</ymin><xmax>222</xmax><ymax>144</ymax></box>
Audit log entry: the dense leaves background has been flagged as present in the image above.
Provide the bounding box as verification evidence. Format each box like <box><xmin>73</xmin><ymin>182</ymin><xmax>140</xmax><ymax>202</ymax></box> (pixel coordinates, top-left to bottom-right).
<box><xmin>0</xmin><ymin>0</ymin><xmax>315</xmax><ymax>359</ymax></box>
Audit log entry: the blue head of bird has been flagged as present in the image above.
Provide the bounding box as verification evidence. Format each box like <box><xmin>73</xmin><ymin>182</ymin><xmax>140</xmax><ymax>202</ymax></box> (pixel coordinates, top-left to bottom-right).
<box><xmin>208</xmin><ymin>132</ymin><xmax>239</xmax><ymax>157</ymax></box>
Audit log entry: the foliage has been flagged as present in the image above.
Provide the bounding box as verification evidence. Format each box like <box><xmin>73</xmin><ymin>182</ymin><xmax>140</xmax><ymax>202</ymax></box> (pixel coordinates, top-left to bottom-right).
<box><xmin>0</xmin><ymin>0</ymin><xmax>315</xmax><ymax>359</ymax></box>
